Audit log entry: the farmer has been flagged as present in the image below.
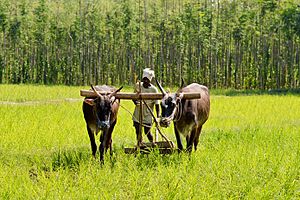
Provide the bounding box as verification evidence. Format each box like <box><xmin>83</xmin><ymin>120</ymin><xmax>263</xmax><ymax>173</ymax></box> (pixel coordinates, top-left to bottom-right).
<box><xmin>132</xmin><ymin>68</ymin><xmax>160</xmax><ymax>143</ymax></box>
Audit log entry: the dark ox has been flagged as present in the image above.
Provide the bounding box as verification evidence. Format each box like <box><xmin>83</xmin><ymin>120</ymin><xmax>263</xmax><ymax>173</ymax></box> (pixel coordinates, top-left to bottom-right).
<box><xmin>83</xmin><ymin>85</ymin><xmax>122</xmax><ymax>162</ymax></box>
<box><xmin>157</xmin><ymin>80</ymin><xmax>210</xmax><ymax>152</ymax></box>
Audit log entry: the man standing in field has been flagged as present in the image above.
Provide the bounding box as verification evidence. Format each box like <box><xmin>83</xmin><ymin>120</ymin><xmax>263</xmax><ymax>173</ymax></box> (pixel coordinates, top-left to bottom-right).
<box><xmin>132</xmin><ymin>68</ymin><xmax>160</xmax><ymax>144</ymax></box>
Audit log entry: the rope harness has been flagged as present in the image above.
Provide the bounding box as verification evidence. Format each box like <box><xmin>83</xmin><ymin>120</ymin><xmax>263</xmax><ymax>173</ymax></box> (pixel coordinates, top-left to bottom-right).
<box><xmin>116</xmin><ymin>101</ymin><xmax>172</xmax><ymax>143</ymax></box>
<box><xmin>117</xmin><ymin>102</ymin><xmax>152</xmax><ymax>128</ymax></box>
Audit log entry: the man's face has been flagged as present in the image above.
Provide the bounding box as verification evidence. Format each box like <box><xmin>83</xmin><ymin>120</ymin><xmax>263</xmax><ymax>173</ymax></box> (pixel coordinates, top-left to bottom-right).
<box><xmin>142</xmin><ymin>77</ymin><xmax>151</xmax><ymax>87</ymax></box>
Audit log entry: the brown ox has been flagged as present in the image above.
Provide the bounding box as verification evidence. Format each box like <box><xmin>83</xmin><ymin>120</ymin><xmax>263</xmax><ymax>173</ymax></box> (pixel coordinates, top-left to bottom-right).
<box><xmin>83</xmin><ymin>85</ymin><xmax>122</xmax><ymax>163</ymax></box>
<box><xmin>156</xmin><ymin>80</ymin><xmax>210</xmax><ymax>152</ymax></box>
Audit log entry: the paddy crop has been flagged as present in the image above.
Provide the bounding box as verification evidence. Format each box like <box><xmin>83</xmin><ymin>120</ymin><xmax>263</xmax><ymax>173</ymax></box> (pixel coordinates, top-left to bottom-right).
<box><xmin>0</xmin><ymin>85</ymin><xmax>299</xmax><ymax>199</ymax></box>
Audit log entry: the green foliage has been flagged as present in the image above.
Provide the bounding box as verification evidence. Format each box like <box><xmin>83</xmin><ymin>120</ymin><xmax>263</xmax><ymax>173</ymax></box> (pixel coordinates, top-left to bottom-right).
<box><xmin>8</xmin><ymin>18</ymin><xmax>21</xmax><ymax>43</ymax></box>
<box><xmin>281</xmin><ymin>4</ymin><xmax>300</xmax><ymax>37</ymax></box>
<box><xmin>34</xmin><ymin>0</ymin><xmax>48</xmax><ymax>43</ymax></box>
<box><xmin>0</xmin><ymin>6</ymin><xmax>7</xmax><ymax>32</ymax></box>
<box><xmin>0</xmin><ymin>0</ymin><xmax>299</xmax><ymax>89</ymax></box>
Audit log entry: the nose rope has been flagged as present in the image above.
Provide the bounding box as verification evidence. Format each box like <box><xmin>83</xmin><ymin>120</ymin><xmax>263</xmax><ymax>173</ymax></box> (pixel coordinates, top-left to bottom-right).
<box><xmin>161</xmin><ymin>99</ymin><xmax>182</xmax><ymax>124</ymax></box>
<box><xmin>161</xmin><ymin>108</ymin><xmax>176</xmax><ymax>124</ymax></box>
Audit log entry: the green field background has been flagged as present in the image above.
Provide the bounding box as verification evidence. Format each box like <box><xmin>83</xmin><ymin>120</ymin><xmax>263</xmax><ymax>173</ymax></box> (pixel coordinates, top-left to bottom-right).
<box><xmin>0</xmin><ymin>85</ymin><xmax>299</xmax><ymax>199</ymax></box>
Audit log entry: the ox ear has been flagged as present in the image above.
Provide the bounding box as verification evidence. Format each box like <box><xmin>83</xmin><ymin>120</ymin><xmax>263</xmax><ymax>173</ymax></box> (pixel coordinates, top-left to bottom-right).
<box><xmin>84</xmin><ymin>98</ymin><xmax>95</xmax><ymax>106</ymax></box>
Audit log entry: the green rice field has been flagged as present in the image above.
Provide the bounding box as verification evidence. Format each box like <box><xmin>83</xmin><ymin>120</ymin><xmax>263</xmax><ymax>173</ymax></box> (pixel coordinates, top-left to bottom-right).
<box><xmin>0</xmin><ymin>84</ymin><xmax>299</xmax><ymax>199</ymax></box>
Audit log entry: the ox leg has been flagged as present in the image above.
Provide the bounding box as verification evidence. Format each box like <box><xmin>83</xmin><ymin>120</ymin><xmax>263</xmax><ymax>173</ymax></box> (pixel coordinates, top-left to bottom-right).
<box><xmin>186</xmin><ymin>129</ymin><xmax>196</xmax><ymax>153</ymax></box>
<box><xmin>99</xmin><ymin>130</ymin><xmax>109</xmax><ymax>164</ymax></box>
<box><xmin>105</xmin><ymin>133</ymin><xmax>113</xmax><ymax>156</ymax></box>
<box><xmin>106</xmin><ymin>121</ymin><xmax>116</xmax><ymax>157</ymax></box>
<box><xmin>185</xmin><ymin>135</ymin><xmax>190</xmax><ymax>151</ymax></box>
<box><xmin>174</xmin><ymin>125</ymin><xmax>183</xmax><ymax>152</ymax></box>
<box><xmin>100</xmin><ymin>133</ymin><xmax>104</xmax><ymax>143</ymax></box>
<box><xmin>193</xmin><ymin>126</ymin><xmax>203</xmax><ymax>151</ymax></box>
<box><xmin>87</xmin><ymin>126</ymin><xmax>97</xmax><ymax>157</ymax></box>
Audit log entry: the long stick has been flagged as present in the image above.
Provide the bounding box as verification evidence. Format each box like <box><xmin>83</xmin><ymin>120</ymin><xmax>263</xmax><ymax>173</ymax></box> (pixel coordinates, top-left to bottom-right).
<box><xmin>138</xmin><ymin>81</ymin><xmax>143</xmax><ymax>147</ymax></box>
<box><xmin>142</xmin><ymin>99</ymin><xmax>173</xmax><ymax>146</ymax></box>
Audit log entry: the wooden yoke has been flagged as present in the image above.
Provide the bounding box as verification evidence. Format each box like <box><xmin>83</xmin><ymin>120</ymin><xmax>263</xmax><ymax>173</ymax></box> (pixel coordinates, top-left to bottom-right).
<box><xmin>80</xmin><ymin>90</ymin><xmax>201</xmax><ymax>100</ymax></box>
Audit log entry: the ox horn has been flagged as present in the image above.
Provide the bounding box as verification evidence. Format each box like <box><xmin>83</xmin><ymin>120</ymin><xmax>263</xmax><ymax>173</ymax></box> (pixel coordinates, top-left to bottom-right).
<box><xmin>155</xmin><ymin>78</ymin><xmax>166</xmax><ymax>96</ymax></box>
<box><xmin>180</xmin><ymin>78</ymin><xmax>185</xmax><ymax>89</ymax></box>
<box><xmin>109</xmin><ymin>86</ymin><xmax>123</xmax><ymax>98</ymax></box>
<box><xmin>175</xmin><ymin>78</ymin><xmax>185</xmax><ymax>96</ymax></box>
<box><xmin>91</xmin><ymin>84</ymin><xmax>103</xmax><ymax>98</ymax></box>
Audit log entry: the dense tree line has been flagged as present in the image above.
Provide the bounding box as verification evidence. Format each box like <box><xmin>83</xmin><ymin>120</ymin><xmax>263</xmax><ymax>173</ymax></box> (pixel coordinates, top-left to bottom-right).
<box><xmin>0</xmin><ymin>0</ymin><xmax>299</xmax><ymax>89</ymax></box>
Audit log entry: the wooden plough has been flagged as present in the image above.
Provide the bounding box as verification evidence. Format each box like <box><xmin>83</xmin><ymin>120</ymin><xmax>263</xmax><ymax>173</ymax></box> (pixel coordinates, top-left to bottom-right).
<box><xmin>80</xmin><ymin>83</ymin><xmax>201</xmax><ymax>154</ymax></box>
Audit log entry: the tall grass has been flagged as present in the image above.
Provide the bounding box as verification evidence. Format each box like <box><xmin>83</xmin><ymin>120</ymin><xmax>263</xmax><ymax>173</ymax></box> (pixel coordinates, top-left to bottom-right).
<box><xmin>0</xmin><ymin>85</ymin><xmax>299</xmax><ymax>199</ymax></box>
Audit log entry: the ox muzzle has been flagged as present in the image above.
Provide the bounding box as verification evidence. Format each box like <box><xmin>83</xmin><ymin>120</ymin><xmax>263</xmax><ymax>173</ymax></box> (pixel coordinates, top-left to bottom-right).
<box><xmin>96</xmin><ymin>112</ymin><xmax>111</xmax><ymax>130</ymax></box>
<box><xmin>97</xmin><ymin>119</ymin><xmax>110</xmax><ymax>130</ymax></box>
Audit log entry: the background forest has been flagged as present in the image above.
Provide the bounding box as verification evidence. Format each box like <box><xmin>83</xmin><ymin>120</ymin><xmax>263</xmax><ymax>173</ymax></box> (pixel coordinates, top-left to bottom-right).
<box><xmin>0</xmin><ymin>0</ymin><xmax>299</xmax><ymax>89</ymax></box>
